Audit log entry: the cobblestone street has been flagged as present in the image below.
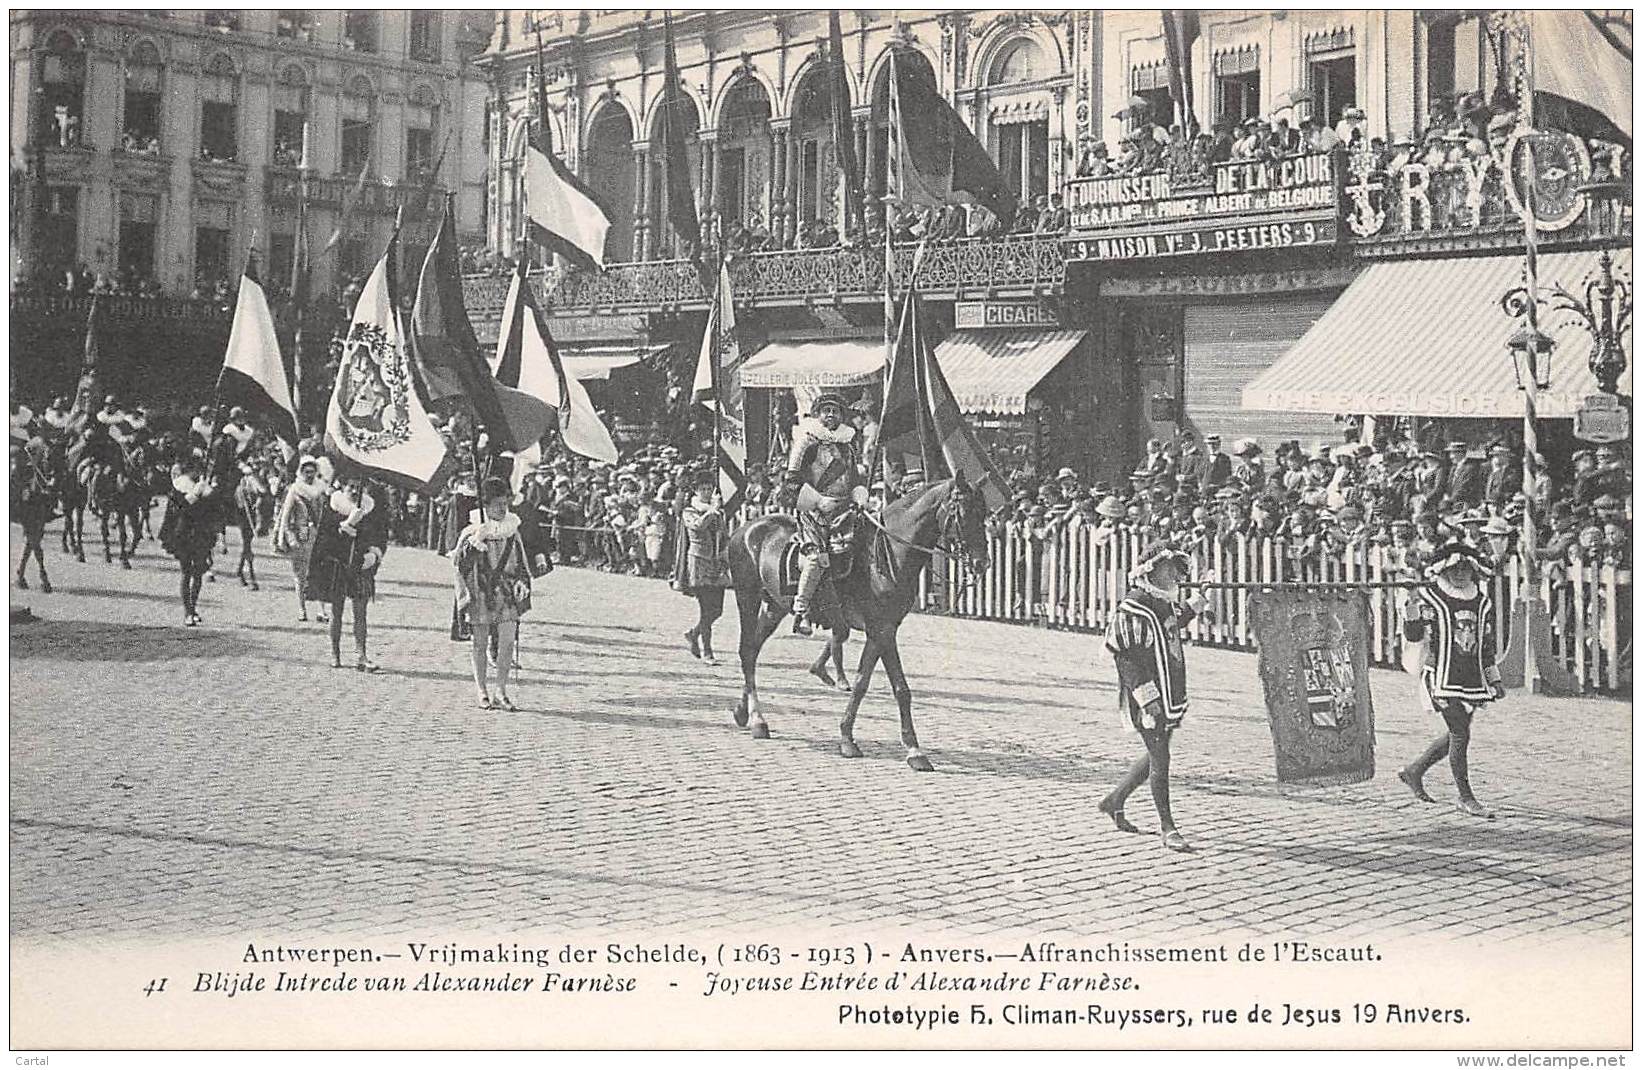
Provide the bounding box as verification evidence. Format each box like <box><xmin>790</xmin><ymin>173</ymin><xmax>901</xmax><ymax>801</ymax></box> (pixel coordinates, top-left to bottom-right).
<box><xmin>9</xmin><ymin>527</ymin><xmax>1633</xmax><ymax>945</ymax></box>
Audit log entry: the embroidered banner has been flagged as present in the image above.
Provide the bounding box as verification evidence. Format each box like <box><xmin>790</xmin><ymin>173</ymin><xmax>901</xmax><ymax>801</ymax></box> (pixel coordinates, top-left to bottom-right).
<box><xmin>1249</xmin><ymin>588</ymin><xmax>1376</xmax><ymax>785</ymax></box>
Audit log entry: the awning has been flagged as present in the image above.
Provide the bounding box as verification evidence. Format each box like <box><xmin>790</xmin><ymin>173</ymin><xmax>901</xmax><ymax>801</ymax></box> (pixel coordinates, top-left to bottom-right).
<box><xmin>1242</xmin><ymin>249</ymin><xmax>1633</xmax><ymax>418</ymax></box>
<box><xmin>738</xmin><ymin>339</ymin><xmax>886</xmax><ymax>388</ymax></box>
<box><xmin>933</xmin><ymin>329</ymin><xmax>1086</xmax><ymax>415</ymax></box>
<box><xmin>558</xmin><ymin>344</ymin><xmax>664</xmax><ymax>380</ymax></box>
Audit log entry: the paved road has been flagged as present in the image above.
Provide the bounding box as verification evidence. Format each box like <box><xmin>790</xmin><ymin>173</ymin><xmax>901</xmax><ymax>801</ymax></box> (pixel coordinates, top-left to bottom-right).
<box><xmin>9</xmin><ymin>525</ymin><xmax>1633</xmax><ymax>943</ymax></box>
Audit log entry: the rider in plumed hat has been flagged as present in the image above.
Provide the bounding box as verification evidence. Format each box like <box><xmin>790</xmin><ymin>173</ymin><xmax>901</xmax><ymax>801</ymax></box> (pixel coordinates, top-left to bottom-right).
<box><xmin>777</xmin><ymin>390</ymin><xmax>866</xmax><ymax>635</ymax></box>
<box><xmin>1098</xmin><ymin>543</ymin><xmax>1208</xmax><ymax>853</ymax></box>
<box><xmin>1397</xmin><ymin>540</ymin><xmax>1502</xmax><ymax>818</ymax></box>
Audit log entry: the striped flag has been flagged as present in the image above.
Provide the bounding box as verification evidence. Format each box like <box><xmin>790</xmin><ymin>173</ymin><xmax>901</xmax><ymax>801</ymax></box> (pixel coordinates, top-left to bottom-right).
<box><xmin>827</xmin><ymin>11</ymin><xmax>865</xmax><ymax>240</ymax></box>
<box><xmin>885</xmin><ymin>47</ymin><xmax>1014</xmax><ymax>221</ymax></box>
<box><xmin>324</xmin><ymin>229</ymin><xmax>449</xmax><ymax>490</ymax></box>
<box><xmin>217</xmin><ymin>254</ymin><xmax>298</xmax><ymax>443</ymax></box>
<box><xmin>659</xmin><ymin>13</ymin><xmax>701</xmax><ymax>262</ymax></box>
<box><xmin>877</xmin><ymin>287</ymin><xmax>1008</xmax><ymax>511</ymax></box>
<box><xmin>1161</xmin><ymin>11</ymin><xmax>1200</xmax><ymax>129</ymax></box>
<box><xmin>1530</xmin><ymin>10</ymin><xmax>1631</xmax><ymax>145</ymax></box>
<box><xmin>691</xmin><ymin>259</ymin><xmax>747</xmax><ymax>507</ymax></box>
<box><xmin>523</xmin><ymin>32</ymin><xmax>611</xmax><ymax>271</ymax></box>
<box><xmin>74</xmin><ymin>291</ymin><xmax>102</xmax><ymax>409</ymax></box>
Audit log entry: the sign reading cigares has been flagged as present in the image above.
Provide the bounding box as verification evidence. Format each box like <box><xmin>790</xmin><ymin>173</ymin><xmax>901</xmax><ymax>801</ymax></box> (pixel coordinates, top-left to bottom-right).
<box><xmin>1063</xmin><ymin>152</ymin><xmax>1340</xmax><ymax>263</ymax></box>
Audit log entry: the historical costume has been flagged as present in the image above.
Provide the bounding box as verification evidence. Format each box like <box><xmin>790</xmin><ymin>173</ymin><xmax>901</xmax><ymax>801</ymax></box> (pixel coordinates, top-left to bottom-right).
<box><xmin>274</xmin><ymin>456</ymin><xmax>329</xmax><ymax>622</ymax></box>
<box><xmin>676</xmin><ymin>468</ymin><xmax>732</xmax><ymax>665</ymax></box>
<box><xmin>158</xmin><ymin>460</ymin><xmax>219</xmax><ymax>626</ymax></box>
<box><xmin>1397</xmin><ymin>541</ymin><xmax>1503</xmax><ymax>818</ymax></box>
<box><xmin>777</xmin><ymin>392</ymin><xmax>866</xmax><ymax>635</ymax></box>
<box><xmin>1098</xmin><ymin>545</ymin><xmax>1207</xmax><ymax>852</ymax></box>
<box><xmin>453</xmin><ymin>477</ymin><xmax>533</xmax><ymax>709</ymax></box>
<box><xmin>310</xmin><ymin>479</ymin><xmax>389</xmax><ymax>671</ymax></box>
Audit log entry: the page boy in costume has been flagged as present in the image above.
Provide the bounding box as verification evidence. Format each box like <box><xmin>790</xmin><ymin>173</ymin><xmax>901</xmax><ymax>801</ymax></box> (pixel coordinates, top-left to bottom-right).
<box><xmin>1098</xmin><ymin>544</ymin><xmax>1208</xmax><ymax>852</ymax></box>
<box><xmin>1397</xmin><ymin>540</ymin><xmax>1504</xmax><ymax>818</ymax></box>
<box><xmin>310</xmin><ymin>476</ymin><xmax>389</xmax><ymax>672</ymax></box>
<box><xmin>453</xmin><ymin>477</ymin><xmax>533</xmax><ymax>710</ymax></box>
<box><xmin>776</xmin><ymin>391</ymin><xmax>867</xmax><ymax>636</ymax></box>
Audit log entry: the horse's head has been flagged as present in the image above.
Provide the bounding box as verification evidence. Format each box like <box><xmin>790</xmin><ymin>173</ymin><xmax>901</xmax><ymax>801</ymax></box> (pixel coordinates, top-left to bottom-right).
<box><xmin>939</xmin><ymin>471</ymin><xmax>991</xmax><ymax>574</ymax></box>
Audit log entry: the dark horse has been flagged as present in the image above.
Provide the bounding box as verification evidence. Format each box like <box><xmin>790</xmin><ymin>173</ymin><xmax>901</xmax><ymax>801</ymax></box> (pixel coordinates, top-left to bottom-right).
<box><xmin>81</xmin><ymin>439</ymin><xmax>157</xmax><ymax>569</ymax></box>
<box><xmin>727</xmin><ymin>475</ymin><xmax>990</xmax><ymax>771</ymax></box>
<box><xmin>11</xmin><ymin>441</ymin><xmax>57</xmax><ymax>592</ymax></box>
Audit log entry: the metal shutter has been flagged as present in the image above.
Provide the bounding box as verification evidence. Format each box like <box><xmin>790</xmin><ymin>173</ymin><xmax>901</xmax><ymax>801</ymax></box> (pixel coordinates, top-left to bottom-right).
<box><xmin>1184</xmin><ymin>294</ymin><xmax>1341</xmax><ymax>448</ymax></box>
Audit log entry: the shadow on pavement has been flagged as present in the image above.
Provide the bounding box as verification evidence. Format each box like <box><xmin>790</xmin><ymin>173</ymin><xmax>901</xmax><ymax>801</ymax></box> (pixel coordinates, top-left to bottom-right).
<box><xmin>10</xmin><ymin>620</ymin><xmax>255</xmax><ymax>662</ymax></box>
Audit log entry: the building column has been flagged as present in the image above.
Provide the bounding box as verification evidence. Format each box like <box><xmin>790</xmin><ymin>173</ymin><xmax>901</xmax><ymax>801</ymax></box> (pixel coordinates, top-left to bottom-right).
<box><xmin>632</xmin><ymin>141</ymin><xmax>649</xmax><ymax>260</ymax></box>
<box><xmin>768</xmin><ymin>122</ymin><xmax>787</xmax><ymax>239</ymax></box>
<box><xmin>861</xmin><ymin>113</ymin><xmax>880</xmax><ymax>225</ymax></box>
<box><xmin>784</xmin><ymin>125</ymin><xmax>801</xmax><ymax>247</ymax></box>
<box><xmin>699</xmin><ymin>130</ymin><xmax>716</xmax><ymax>235</ymax></box>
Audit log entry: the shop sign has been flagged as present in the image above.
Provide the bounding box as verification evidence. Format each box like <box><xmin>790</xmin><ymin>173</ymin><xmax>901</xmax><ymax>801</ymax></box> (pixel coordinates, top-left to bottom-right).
<box><xmin>1098</xmin><ymin>265</ymin><xmax>1358</xmax><ymax>298</ymax></box>
<box><xmin>1574</xmin><ymin>394</ymin><xmax>1630</xmax><ymax>443</ymax></box>
<box><xmin>1065</xmin><ymin>152</ymin><xmax>1337</xmax><ymax>230</ymax></box>
<box><xmin>1065</xmin><ymin>218</ymin><xmax>1336</xmax><ymax>263</ymax></box>
<box><xmin>954</xmin><ymin>301</ymin><xmax>1059</xmax><ymax>329</ymax></box>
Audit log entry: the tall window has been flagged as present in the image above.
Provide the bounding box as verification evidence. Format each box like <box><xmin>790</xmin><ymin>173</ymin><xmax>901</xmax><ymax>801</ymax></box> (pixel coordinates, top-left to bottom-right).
<box><xmin>1305</xmin><ymin>28</ymin><xmax>1357</xmax><ymax>128</ymax></box>
<box><xmin>37</xmin><ymin>31</ymin><xmax>86</xmax><ymax>148</ymax></box>
<box><xmin>199</xmin><ymin>54</ymin><xmax>238</xmax><ymax>162</ymax></box>
<box><xmin>790</xmin><ymin>72</ymin><xmax>832</xmax><ymax>229</ymax></box>
<box><xmin>716</xmin><ymin>76</ymin><xmax>771</xmax><ymax>225</ymax></box>
<box><xmin>118</xmin><ymin>192</ymin><xmax>159</xmax><ymax>280</ymax></box>
<box><xmin>272</xmin><ymin>66</ymin><xmax>308</xmax><ymax>167</ymax></box>
<box><xmin>203</xmin><ymin>10</ymin><xmax>240</xmax><ymax>33</ymax></box>
<box><xmin>996</xmin><ymin>122</ymin><xmax>1049</xmax><ymax>201</ymax></box>
<box><xmin>405</xmin><ymin>85</ymin><xmax>438</xmax><ymax>179</ymax></box>
<box><xmin>339</xmin><ymin>224</ymin><xmax>370</xmax><ymax>281</ymax></box>
<box><xmin>983</xmin><ymin>39</ymin><xmax>1054</xmax><ymax>201</ymax></box>
<box><xmin>37</xmin><ymin>186</ymin><xmax>79</xmax><ymax>279</ymax></box>
<box><xmin>1214</xmin><ymin>48</ymin><xmax>1261</xmax><ymax>125</ymax></box>
<box><xmin>341</xmin><ymin>76</ymin><xmax>374</xmax><ymax>175</ymax></box>
<box><xmin>268</xmin><ymin>208</ymin><xmax>296</xmax><ymax>293</ymax></box>
<box><xmin>276</xmin><ymin>10</ymin><xmax>314</xmax><ymax>41</ymax></box>
<box><xmin>1129</xmin><ymin>63</ymin><xmax>1173</xmax><ymax>130</ymax></box>
<box><xmin>343</xmin><ymin>12</ymin><xmax>378</xmax><ymax>53</ymax></box>
<box><xmin>194</xmin><ymin>200</ymin><xmax>233</xmax><ymax>286</ymax></box>
<box><xmin>409</xmin><ymin>11</ymin><xmax>440</xmax><ymax>62</ymax></box>
<box><xmin>123</xmin><ymin>42</ymin><xmax>163</xmax><ymax>154</ymax></box>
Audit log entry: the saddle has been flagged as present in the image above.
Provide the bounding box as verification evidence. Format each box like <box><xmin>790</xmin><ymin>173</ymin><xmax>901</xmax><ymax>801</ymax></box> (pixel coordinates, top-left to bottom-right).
<box><xmin>777</xmin><ymin>511</ymin><xmax>861</xmax><ymax>601</ymax></box>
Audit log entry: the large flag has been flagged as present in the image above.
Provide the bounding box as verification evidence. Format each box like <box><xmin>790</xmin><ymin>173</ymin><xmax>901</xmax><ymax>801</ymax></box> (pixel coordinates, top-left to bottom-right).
<box><xmin>408</xmin><ymin>194</ymin><xmax>555</xmax><ymax>455</ymax></box>
<box><xmin>1161</xmin><ymin>11</ymin><xmax>1201</xmax><ymax>130</ymax></box>
<box><xmin>659</xmin><ymin>13</ymin><xmax>701</xmax><ymax>257</ymax></box>
<box><xmin>522</xmin><ymin>33</ymin><xmax>611</xmax><ymax>271</ymax></box>
<box><xmin>324</xmin><ymin>154</ymin><xmax>372</xmax><ymax>255</ymax></box>
<box><xmin>290</xmin><ymin>197</ymin><xmax>311</xmax><ymax>417</ymax></box>
<box><xmin>74</xmin><ymin>291</ymin><xmax>101</xmax><ymax>409</ymax></box>
<box><xmin>324</xmin><ymin>230</ymin><xmax>449</xmax><ymax>490</ymax></box>
<box><xmin>1530</xmin><ymin>10</ymin><xmax>1632</xmax><ymax>147</ymax></box>
<box><xmin>828</xmin><ymin>11</ymin><xmax>865</xmax><ymax>240</ymax></box>
<box><xmin>886</xmin><ymin>48</ymin><xmax>1014</xmax><ymax>222</ymax></box>
<box><xmin>691</xmin><ymin>259</ymin><xmax>747</xmax><ymax>507</ymax></box>
<box><xmin>489</xmin><ymin>260</ymin><xmax>621</xmax><ymax>465</ymax></box>
<box><xmin>877</xmin><ymin>287</ymin><xmax>1009</xmax><ymax>512</ymax></box>
<box><xmin>217</xmin><ymin>255</ymin><xmax>298</xmax><ymax>442</ymax></box>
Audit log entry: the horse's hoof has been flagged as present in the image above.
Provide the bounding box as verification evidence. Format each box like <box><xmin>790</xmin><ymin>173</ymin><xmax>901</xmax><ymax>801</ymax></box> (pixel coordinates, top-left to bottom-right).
<box><xmin>121</xmin><ymin>560</ymin><xmax>131</xmax><ymax>571</ymax></box>
<box><xmin>906</xmin><ymin>754</ymin><xmax>935</xmax><ymax>773</ymax></box>
<box><xmin>836</xmin><ymin>677</ymin><xmax>854</xmax><ymax>693</ymax></box>
<box><xmin>839</xmin><ymin>739</ymin><xmax>862</xmax><ymax>759</ymax></box>
<box><xmin>15</xmin><ymin>575</ymin><xmax>27</xmax><ymax>590</ymax></box>
<box><xmin>40</xmin><ymin>580</ymin><xmax>52</xmax><ymax>594</ymax></box>
<box><xmin>250</xmin><ymin>582</ymin><xmax>260</xmax><ymax>591</ymax></box>
<box><xmin>750</xmin><ymin>722</ymin><xmax>771</xmax><ymax>740</ymax></box>
<box><xmin>731</xmin><ymin>701</ymin><xmax>749</xmax><ymax>729</ymax></box>
<box><xmin>75</xmin><ymin>553</ymin><xmax>85</xmax><ymax>563</ymax></box>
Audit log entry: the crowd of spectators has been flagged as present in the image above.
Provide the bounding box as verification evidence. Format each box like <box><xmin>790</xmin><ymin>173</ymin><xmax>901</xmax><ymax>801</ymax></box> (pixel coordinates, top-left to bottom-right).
<box><xmin>989</xmin><ymin>426</ymin><xmax>1633</xmax><ymax>579</ymax></box>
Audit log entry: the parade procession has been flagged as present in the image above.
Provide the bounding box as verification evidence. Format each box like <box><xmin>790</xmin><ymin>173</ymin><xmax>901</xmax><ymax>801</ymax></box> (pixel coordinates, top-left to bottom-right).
<box><xmin>6</xmin><ymin>8</ymin><xmax>1636</xmax><ymax>1054</ymax></box>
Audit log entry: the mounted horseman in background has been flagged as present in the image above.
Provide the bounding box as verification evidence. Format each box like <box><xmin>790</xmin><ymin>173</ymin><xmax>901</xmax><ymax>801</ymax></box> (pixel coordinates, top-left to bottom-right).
<box><xmin>776</xmin><ymin>391</ymin><xmax>868</xmax><ymax>636</ymax></box>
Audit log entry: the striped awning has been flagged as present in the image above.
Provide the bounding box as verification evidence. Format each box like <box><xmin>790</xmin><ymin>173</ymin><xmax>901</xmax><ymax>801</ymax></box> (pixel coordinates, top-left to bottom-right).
<box><xmin>933</xmin><ymin>329</ymin><xmax>1086</xmax><ymax>415</ymax></box>
<box><xmin>1242</xmin><ymin>249</ymin><xmax>1633</xmax><ymax>418</ymax></box>
<box><xmin>739</xmin><ymin>339</ymin><xmax>886</xmax><ymax>388</ymax></box>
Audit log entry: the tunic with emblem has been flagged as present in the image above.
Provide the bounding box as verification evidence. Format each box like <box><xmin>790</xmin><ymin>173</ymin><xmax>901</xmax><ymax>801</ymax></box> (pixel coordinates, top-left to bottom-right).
<box><xmin>1104</xmin><ymin>582</ymin><xmax>1197</xmax><ymax>733</ymax></box>
<box><xmin>1403</xmin><ymin>580</ymin><xmax>1500</xmax><ymax>710</ymax></box>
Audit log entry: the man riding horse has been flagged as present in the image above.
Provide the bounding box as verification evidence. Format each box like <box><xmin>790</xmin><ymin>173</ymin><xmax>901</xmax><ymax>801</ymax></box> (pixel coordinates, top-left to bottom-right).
<box><xmin>776</xmin><ymin>391</ymin><xmax>868</xmax><ymax>636</ymax></box>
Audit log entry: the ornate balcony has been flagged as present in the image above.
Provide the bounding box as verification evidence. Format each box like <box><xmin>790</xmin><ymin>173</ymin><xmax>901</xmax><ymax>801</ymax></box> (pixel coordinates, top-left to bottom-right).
<box><xmin>461</xmin><ymin>232</ymin><xmax>1068</xmax><ymax>317</ymax></box>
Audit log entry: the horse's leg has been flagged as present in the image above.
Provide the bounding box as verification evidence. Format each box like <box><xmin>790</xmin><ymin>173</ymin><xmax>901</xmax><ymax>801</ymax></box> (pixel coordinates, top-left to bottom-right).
<box><xmin>73</xmin><ymin>504</ymin><xmax>86</xmax><ymax>561</ymax></box>
<box><xmin>736</xmin><ymin>595</ymin><xmax>785</xmax><ymax>740</ymax></box>
<box><xmin>243</xmin><ymin>518</ymin><xmax>258</xmax><ymax>590</ymax></box>
<box><xmin>876</xmin><ymin>628</ymin><xmax>933</xmax><ymax>772</ymax></box>
<box><xmin>732</xmin><ymin>585</ymin><xmax>762</xmax><ymax>729</ymax></box>
<box><xmin>808</xmin><ymin>640</ymin><xmax>835</xmax><ymax>687</ymax></box>
<box><xmin>118</xmin><ymin>511</ymin><xmax>132</xmax><ymax>568</ymax></box>
<box><xmin>16</xmin><ymin>535</ymin><xmax>30</xmax><ymax>589</ymax></box>
<box><xmin>831</xmin><ymin>624</ymin><xmax>852</xmax><ymax>692</ymax></box>
<box><xmin>838</xmin><ymin>635</ymin><xmax>881</xmax><ymax>759</ymax></box>
<box><xmin>100</xmin><ymin>511</ymin><xmax>114</xmax><ymax>564</ymax></box>
<box><xmin>32</xmin><ymin>531</ymin><xmax>50</xmax><ymax>593</ymax></box>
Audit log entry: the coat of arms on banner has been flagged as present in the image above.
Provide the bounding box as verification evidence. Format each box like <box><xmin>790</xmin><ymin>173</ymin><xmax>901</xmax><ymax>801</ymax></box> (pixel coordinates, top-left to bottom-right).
<box><xmin>335</xmin><ymin>324</ymin><xmax>414</xmax><ymax>452</ymax></box>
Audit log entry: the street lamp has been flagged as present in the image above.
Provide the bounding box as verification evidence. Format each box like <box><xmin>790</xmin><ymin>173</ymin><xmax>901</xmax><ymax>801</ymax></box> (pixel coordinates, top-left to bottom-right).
<box><xmin>1506</xmin><ymin>323</ymin><xmax>1555</xmax><ymax>391</ymax></box>
<box><xmin>1545</xmin><ymin>246</ymin><xmax>1631</xmax><ymax>397</ymax></box>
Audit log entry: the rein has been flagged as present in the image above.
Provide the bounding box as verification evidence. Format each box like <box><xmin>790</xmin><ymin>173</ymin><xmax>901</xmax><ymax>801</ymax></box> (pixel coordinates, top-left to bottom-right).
<box><xmin>862</xmin><ymin>487</ymin><xmax>979</xmax><ymax>585</ymax></box>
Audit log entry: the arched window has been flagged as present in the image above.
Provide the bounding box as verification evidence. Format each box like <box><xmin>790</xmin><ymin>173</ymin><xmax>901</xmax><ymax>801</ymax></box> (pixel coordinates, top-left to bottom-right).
<box><xmin>343</xmin><ymin>12</ymin><xmax>378</xmax><ymax>54</ymax></box>
<box><xmin>717</xmin><ymin>77</ymin><xmax>772</xmax><ymax>227</ymax></box>
<box><xmin>405</xmin><ymin>84</ymin><xmax>439</xmax><ymax>180</ymax></box>
<box><xmin>199</xmin><ymin>53</ymin><xmax>239</xmax><ymax>162</ymax></box>
<box><xmin>982</xmin><ymin>38</ymin><xmax>1052</xmax><ymax>203</ymax></box>
<box><xmin>648</xmin><ymin>91</ymin><xmax>700</xmax><ymax>259</ymax></box>
<box><xmin>272</xmin><ymin>65</ymin><xmax>309</xmax><ymax>167</ymax></box>
<box><xmin>122</xmin><ymin>41</ymin><xmax>163</xmax><ymax>154</ymax></box>
<box><xmin>341</xmin><ymin>75</ymin><xmax>375</xmax><ymax>175</ymax></box>
<box><xmin>790</xmin><ymin>67</ymin><xmax>835</xmax><ymax>232</ymax></box>
<box><xmin>868</xmin><ymin>48</ymin><xmax>937</xmax><ymax>219</ymax></box>
<box><xmin>584</xmin><ymin>106</ymin><xmax>635</xmax><ymax>260</ymax></box>
<box><xmin>37</xmin><ymin>30</ymin><xmax>86</xmax><ymax>147</ymax></box>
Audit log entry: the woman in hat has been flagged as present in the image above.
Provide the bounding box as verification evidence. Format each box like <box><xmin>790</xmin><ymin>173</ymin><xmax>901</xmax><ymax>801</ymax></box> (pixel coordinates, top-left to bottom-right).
<box><xmin>1397</xmin><ymin>541</ymin><xmax>1503</xmax><ymax>818</ymax></box>
<box><xmin>158</xmin><ymin>450</ymin><xmax>219</xmax><ymax>626</ymax></box>
<box><xmin>677</xmin><ymin>468</ymin><xmax>732</xmax><ymax>665</ymax></box>
<box><xmin>453</xmin><ymin>476</ymin><xmax>533</xmax><ymax>709</ymax></box>
<box><xmin>1099</xmin><ymin>544</ymin><xmax>1206</xmax><ymax>852</ymax></box>
<box><xmin>310</xmin><ymin>475</ymin><xmax>390</xmax><ymax>673</ymax></box>
<box><xmin>274</xmin><ymin>455</ymin><xmax>330</xmax><ymax>623</ymax></box>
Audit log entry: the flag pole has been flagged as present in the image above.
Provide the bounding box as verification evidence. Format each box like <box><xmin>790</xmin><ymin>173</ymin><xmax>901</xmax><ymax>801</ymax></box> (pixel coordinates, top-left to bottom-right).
<box><xmin>710</xmin><ymin>240</ymin><xmax>725</xmax><ymax>503</ymax></box>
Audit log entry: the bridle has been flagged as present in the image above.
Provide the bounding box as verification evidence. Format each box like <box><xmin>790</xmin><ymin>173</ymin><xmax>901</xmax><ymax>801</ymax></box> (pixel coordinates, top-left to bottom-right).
<box><xmin>865</xmin><ymin>481</ymin><xmax>988</xmax><ymax>583</ymax></box>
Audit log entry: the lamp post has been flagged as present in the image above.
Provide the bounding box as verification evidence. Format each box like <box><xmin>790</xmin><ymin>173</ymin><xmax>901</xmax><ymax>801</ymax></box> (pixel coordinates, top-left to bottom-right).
<box><xmin>1546</xmin><ymin>167</ymin><xmax>1631</xmax><ymax>398</ymax></box>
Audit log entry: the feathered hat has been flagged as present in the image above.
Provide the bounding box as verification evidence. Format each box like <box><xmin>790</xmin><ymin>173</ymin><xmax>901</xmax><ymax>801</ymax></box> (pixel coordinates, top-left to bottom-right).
<box><xmin>1129</xmin><ymin>542</ymin><xmax>1190</xmax><ymax>583</ymax></box>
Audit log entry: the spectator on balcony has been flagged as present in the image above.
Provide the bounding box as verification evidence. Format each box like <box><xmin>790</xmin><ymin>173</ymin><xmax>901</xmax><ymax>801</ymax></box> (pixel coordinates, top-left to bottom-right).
<box><xmin>1075</xmin><ymin>137</ymin><xmax>1110</xmax><ymax>178</ymax></box>
<box><xmin>1300</xmin><ymin>116</ymin><xmax>1340</xmax><ymax>154</ymax></box>
<box><xmin>1271</xmin><ymin>117</ymin><xmax>1298</xmax><ymax>155</ymax></box>
<box><xmin>964</xmin><ymin>201</ymin><xmax>1001</xmax><ymax>238</ymax></box>
<box><xmin>1335</xmin><ymin>106</ymin><xmax>1368</xmax><ymax>147</ymax></box>
<box><xmin>743</xmin><ymin>211</ymin><xmax>772</xmax><ymax>251</ymax></box>
<box><xmin>1013</xmin><ymin>196</ymin><xmax>1042</xmax><ymax>234</ymax></box>
<box><xmin>1444</xmin><ymin>441</ymin><xmax>1485</xmax><ymax>510</ymax></box>
<box><xmin>1482</xmin><ymin>444</ymin><xmax>1522</xmax><ymax>507</ymax></box>
<box><xmin>1036</xmin><ymin>193</ymin><xmax>1069</xmax><ymax>234</ymax></box>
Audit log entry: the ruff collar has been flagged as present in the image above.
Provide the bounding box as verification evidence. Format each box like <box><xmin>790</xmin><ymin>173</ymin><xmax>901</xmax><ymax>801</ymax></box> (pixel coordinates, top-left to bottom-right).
<box><xmin>330</xmin><ymin>486</ymin><xmax>375</xmax><ymax>535</ymax></box>
<box><xmin>458</xmin><ymin>512</ymin><xmax>521</xmax><ymax>550</ymax></box>
<box><xmin>795</xmin><ymin>417</ymin><xmax>857</xmax><ymax>445</ymax></box>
